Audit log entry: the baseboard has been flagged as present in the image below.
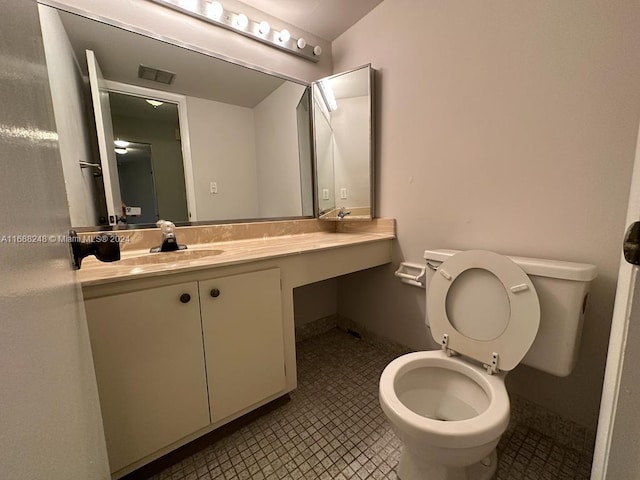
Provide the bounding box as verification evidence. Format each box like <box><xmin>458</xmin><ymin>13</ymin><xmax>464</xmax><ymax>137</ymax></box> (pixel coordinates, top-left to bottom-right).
<box><xmin>295</xmin><ymin>314</ymin><xmax>339</xmax><ymax>342</ymax></box>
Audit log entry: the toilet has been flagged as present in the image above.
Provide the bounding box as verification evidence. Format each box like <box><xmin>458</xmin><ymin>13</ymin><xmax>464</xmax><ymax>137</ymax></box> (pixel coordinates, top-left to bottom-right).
<box><xmin>379</xmin><ymin>249</ymin><xmax>597</xmax><ymax>480</ymax></box>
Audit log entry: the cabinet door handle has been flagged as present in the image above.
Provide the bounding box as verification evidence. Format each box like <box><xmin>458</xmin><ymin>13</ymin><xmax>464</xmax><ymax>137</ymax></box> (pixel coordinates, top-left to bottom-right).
<box><xmin>210</xmin><ymin>288</ymin><xmax>221</xmax><ymax>298</ymax></box>
<box><xmin>179</xmin><ymin>293</ymin><xmax>191</xmax><ymax>304</ymax></box>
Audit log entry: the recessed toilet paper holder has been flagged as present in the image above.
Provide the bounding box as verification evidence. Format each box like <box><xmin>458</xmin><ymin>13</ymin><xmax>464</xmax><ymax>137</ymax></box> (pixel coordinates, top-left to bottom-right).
<box><xmin>394</xmin><ymin>262</ymin><xmax>426</xmax><ymax>288</ymax></box>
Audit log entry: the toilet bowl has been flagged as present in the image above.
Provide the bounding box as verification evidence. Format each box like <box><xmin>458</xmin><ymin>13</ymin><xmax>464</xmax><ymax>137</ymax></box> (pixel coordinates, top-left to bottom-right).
<box><xmin>379</xmin><ymin>249</ymin><xmax>598</xmax><ymax>480</ymax></box>
<box><xmin>380</xmin><ymin>351</ymin><xmax>509</xmax><ymax>480</ymax></box>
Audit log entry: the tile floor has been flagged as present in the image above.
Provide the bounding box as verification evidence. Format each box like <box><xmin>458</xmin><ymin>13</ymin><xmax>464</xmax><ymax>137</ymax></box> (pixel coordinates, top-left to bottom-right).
<box><xmin>150</xmin><ymin>329</ymin><xmax>593</xmax><ymax>480</ymax></box>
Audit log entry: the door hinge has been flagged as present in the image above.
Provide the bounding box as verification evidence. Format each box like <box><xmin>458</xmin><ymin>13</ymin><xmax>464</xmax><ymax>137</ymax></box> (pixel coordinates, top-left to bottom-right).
<box><xmin>484</xmin><ymin>352</ymin><xmax>499</xmax><ymax>375</ymax></box>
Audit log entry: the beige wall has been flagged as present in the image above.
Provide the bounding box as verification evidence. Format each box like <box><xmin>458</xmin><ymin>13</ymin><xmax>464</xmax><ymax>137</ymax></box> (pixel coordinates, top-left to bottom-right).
<box><xmin>334</xmin><ymin>0</ymin><xmax>640</xmax><ymax>429</ymax></box>
<box><xmin>294</xmin><ymin>280</ymin><xmax>338</xmax><ymax>327</ymax></box>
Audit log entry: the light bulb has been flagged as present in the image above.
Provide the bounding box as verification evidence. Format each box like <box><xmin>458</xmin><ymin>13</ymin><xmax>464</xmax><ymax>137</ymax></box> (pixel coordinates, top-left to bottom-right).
<box><xmin>206</xmin><ymin>1</ymin><xmax>223</xmax><ymax>19</ymax></box>
<box><xmin>145</xmin><ymin>99</ymin><xmax>164</xmax><ymax>108</ymax></box>
<box><xmin>313</xmin><ymin>45</ymin><xmax>322</xmax><ymax>56</ymax></box>
<box><xmin>114</xmin><ymin>147</ymin><xmax>128</xmax><ymax>155</ymax></box>
<box><xmin>234</xmin><ymin>13</ymin><xmax>248</xmax><ymax>29</ymax></box>
<box><xmin>178</xmin><ymin>0</ymin><xmax>198</xmax><ymax>12</ymax></box>
<box><xmin>319</xmin><ymin>80</ymin><xmax>337</xmax><ymax>112</ymax></box>
<box><xmin>278</xmin><ymin>29</ymin><xmax>290</xmax><ymax>43</ymax></box>
<box><xmin>258</xmin><ymin>21</ymin><xmax>270</xmax><ymax>35</ymax></box>
<box><xmin>296</xmin><ymin>38</ymin><xmax>307</xmax><ymax>49</ymax></box>
<box><xmin>114</xmin><ymin>139</ymin><xmax>129</xmax><ymax>148</ymax></box>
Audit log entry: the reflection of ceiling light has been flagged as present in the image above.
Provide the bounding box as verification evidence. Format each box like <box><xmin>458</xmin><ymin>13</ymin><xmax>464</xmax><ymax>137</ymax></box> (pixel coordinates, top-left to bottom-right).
<box><xmin>145</xmin><ymin>99</ymin><xmax>164</xmax><ymax>108</ymax></box>
<box><xmin>297</xmin><ymin>38</ymin><xmax>307</xmax><ymax>49</ymax></box>
<box><xmin>318</xmin><ymin>80</ymin><xmax>337</xmax><ymax>112</ymax></box>
<box><xmin>206</xmin><ymin>1</ymin><xmax>223</xmax><ymax>19</ymax></box>
<box><xmin>115</xmin><ymin>147</ymin><xmax>128</xmax><ymax>155</ymax></box>
<box><xmin>114</xmin><ymin>139</ymin><xmax>129</xmax><ymax>148</ymax></box>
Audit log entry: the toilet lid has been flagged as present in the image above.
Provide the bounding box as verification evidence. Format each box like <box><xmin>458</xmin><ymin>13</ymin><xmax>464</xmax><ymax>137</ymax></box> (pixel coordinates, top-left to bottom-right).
<box><xmin>427</xmin><ymin>250</ymin><xmax>540</xmax><ymax>372</ymax></box>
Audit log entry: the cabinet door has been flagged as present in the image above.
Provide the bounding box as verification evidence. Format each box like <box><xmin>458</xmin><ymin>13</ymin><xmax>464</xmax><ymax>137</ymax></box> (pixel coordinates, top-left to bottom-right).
<box><xmin>199</xmin><ymin>269</ymin><xmax>285</xmax><ymax>423</ymax></box>
<box><xmin>85</xmin><ymin>282</ymin><xmax>210</xmax><ymax>472</ymax></box>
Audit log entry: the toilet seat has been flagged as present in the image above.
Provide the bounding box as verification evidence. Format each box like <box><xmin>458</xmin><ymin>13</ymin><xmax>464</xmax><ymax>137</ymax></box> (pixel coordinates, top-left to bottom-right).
<box><xmin>427</xmin><ymin>250</ymin><xmax>540</xmax><ymax>372</ymax></box>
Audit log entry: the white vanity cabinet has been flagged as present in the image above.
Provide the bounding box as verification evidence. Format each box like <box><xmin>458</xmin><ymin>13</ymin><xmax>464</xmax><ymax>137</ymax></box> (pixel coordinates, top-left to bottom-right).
<box><xmin>199</xmin><ymin>269</ymin><xmax>284</xmax><ymax>423</ymax></box>
<box><xmin>84</xmin><ymin>268</ymin><xmax>285</xmax><ymax>475</ymax></box>
<box><xmin>79</xmin><ymin>231</ymin><xmax>395</xmax><ymax>478</ymax></box>
<box><xmin>84</xmin><ymin>281</ymin><xmax>210</xmax><ymax>473</ymax></box>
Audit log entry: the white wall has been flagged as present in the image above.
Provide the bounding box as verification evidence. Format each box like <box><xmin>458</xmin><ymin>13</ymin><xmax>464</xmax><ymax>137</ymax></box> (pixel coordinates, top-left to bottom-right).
<box><xmin>314</xmin><ymin>92</ymin><xmax>336</xmax><ymax>214</ymax></box>
<box><xmin>39</xmin><ymin>4</ymin><xmax>100</xmax><ymax>227</ymax></box>
<box><xmin>296</xmin><ymin>88</ymin><xmax>314</xmax><ymax>216</ymax></box>
<box><xmin>332</xmin><ymin>95</ymin><xmax>370</xmax><ymax>208</ymax></box>
<box><xmin>334</xmin><ymin>0</ymin><xmax>640</xmax><ymax>429</ymax></box>
<box><xmin>187</xmin><ymin>96</ymin><xmax>259</xmax><ymax>220</ymax></box>
<box><xmin>254</xmin><ymin>82</ymin><xmax>307</xmax><ymax>218</ymax></box>
<box><xmin>1</xmin><ymin>1</ymin><xmax>110</xmax><ymax>478</ymax></box>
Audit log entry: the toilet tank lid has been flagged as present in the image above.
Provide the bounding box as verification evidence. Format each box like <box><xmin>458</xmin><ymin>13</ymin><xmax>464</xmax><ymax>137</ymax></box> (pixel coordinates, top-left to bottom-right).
<box><xmin>423</xmin><ymin>249</ymin><xmax>597</xmax><ymax>282</ymax></box>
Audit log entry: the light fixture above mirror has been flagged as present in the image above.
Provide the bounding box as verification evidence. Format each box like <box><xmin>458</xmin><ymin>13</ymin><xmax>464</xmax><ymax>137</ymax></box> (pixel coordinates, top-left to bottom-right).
<box><xmin>149</xmin><ymin>0</ymin><xmax>323</xmax><ymax>62</ymax></box>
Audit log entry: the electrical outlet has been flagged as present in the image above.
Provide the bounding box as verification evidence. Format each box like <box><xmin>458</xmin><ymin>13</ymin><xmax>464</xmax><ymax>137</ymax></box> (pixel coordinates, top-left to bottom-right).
<box><xmin>340</xmin><ymin>188</ymin><xmax>347</xmax><ymax>199</ymax></box>
<box><xmin>210</xmin><ymin>182</ymin><xmax>218</xmax><ymax>194</ymax></box>
<box><xmin>322</xmin><ymin>188</ymin><xmax>329</xmax><ymax>200</ymax></box>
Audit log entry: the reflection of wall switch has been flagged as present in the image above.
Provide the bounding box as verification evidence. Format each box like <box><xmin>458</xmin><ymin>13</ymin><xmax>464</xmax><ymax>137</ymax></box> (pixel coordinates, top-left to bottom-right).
<box><xmin>340</xmin><ymin>188</ymin><xmax>347</xmax><ymax>199</ymax></box>
<box><xmin>210</xmin><ymin>182</ymin><xmax>218</xmax><ymax>194</ymax></box>
<box><xmin>322</xmin><ymin>188</ymin><xmax>329</xmax><ymax>200</ymax></box>
<box><xmin>125</xmin><ymin>206</ymin><xmax>142</xmax><ymax>216</ymax></box>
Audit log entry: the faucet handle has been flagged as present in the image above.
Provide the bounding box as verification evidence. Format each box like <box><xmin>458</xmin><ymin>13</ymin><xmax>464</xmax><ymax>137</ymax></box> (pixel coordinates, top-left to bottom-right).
<box><xmin>156</xmin><ymin>219</ymin><xmax>175</xmax><ymax>234</ymax></box>
<box><xmin>150</xmin><ymin>220</ymin><xmax>186</xmax><ymax>253</ymax></box>
<box><xmin>337</xmin><ymin>207</ymin><xmax>351</xmax><ymax>219</ymax></box>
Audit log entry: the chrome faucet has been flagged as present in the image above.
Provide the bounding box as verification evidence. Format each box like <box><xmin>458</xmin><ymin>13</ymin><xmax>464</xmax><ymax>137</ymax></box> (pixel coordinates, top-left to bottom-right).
<box><xmin>337</xmin><ymin>207</ymin><xmax>351</xmax><ymax>220</ymax></box>
<box><xmin>150</xmin><ymin>220</ymin><xmax>187</xmax><ymax>252</ymax></box>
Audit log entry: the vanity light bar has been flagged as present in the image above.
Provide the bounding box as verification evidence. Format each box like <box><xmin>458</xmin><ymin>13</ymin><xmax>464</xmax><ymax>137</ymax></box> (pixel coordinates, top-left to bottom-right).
<box><xmin>149</xmin><ymin>0</ymin><xmax>323</xmax><ymax>63</ymax></box>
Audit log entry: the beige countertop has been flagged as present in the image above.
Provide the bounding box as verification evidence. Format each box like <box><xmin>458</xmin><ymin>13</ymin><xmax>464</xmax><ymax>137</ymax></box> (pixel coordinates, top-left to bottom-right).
<box><xmin>77</xmin><ymin>230</ymin><xmax>395</xmax><ymax>287</ymax></box>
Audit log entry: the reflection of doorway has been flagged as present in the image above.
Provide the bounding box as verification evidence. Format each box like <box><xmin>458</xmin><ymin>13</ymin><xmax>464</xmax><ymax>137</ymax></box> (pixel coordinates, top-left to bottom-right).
<box><xmin>116</xmin><ymin>143</ymin><xmax>159</xmax><ymax>225</ymax></box>
<box><xmin>109</xmin><ymin>91</ymin><xmax>190</xmax><ymax>223</ymax></box>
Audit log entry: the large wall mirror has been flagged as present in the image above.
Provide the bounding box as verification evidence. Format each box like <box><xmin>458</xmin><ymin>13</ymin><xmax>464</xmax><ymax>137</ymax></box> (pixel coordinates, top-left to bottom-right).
<box><xmin>312</xmin><ymin>65</ymin><xmax>374</xmax><ymax>220</ymax></box>
<box><xmin>39</xmin><ymin>4</ymin><xmax>314</xmax><ymax>228</ymax></box>
<box><xmin>38</xmin><ymin>4</ymin><xmax>374</xmax><ymax>229</ymax></box>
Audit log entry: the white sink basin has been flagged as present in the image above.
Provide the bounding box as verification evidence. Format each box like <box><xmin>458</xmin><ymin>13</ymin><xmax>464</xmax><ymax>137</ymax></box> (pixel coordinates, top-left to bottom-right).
<box><xmin>117</xmin><ymin>249</ymin><xmax>224</xmax><ymax>266</ymax></box>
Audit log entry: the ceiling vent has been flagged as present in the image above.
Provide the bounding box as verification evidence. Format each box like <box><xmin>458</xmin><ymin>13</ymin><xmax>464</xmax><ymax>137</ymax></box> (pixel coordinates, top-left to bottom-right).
<box><xmin>138</xmin><ymin>64</ymin><xmax>176</xmax><ymax>85</ymax></box>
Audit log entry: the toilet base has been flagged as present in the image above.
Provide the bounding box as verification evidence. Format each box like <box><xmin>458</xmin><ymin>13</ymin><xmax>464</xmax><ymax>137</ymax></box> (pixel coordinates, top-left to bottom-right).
<box><xmin>397</xmin><ymin>448</ymin><xmax>497</xmax><ymax>480</ymax></box>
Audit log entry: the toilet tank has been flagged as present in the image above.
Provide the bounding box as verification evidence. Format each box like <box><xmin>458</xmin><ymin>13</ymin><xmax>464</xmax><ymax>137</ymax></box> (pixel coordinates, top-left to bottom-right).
<box><xmin>423</xmin><ymin>249</ymin><xmax>597</xmax><ymax>377</ymax></box>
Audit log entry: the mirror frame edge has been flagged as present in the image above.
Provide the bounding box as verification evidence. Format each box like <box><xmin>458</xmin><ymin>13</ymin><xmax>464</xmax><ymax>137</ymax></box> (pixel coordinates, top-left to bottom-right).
<box><xmin>311</xmin><ymin>63</ymin><xmax>375</xmax><ymax>221</ymax></box>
